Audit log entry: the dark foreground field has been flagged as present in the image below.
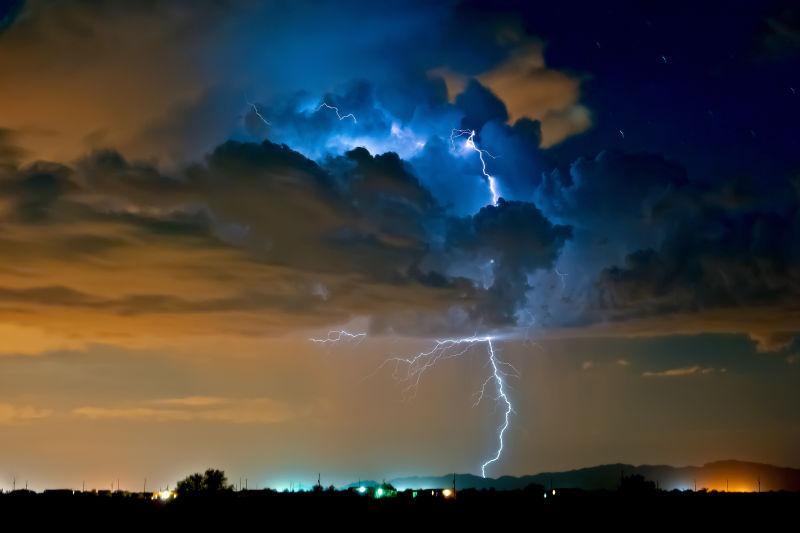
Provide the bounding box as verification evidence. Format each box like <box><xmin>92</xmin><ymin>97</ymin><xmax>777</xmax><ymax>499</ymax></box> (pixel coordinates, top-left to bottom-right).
<box><xmin>2</xmin><ymin>488</ymin><xmax>798</xmax><ymax>528</ymax></box>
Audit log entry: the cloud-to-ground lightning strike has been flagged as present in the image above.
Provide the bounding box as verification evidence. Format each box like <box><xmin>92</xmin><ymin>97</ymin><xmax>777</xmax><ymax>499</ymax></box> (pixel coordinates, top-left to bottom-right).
<box><xmin>309</xmin><ymin>330</ymin><xmax>367</xmax><ymax>344</ymax></box>
<box><xmin>382</xmin><ymin>335</ymin><xmax>518</xmax><ymax>477</ymax></box>
<box><xmin>316</xmin><ymin>102</ymin><xmax>357</xmax><ymax>123</ymax></box>
<box><xmin>304</xmin><ymin>115</ymin><xmax>511</xmax><ymax>477</ymax></box>
<box><xmin>450</xmin><ymin>129</ymin><xmax>500</xmax><ymax>205</ymax></box>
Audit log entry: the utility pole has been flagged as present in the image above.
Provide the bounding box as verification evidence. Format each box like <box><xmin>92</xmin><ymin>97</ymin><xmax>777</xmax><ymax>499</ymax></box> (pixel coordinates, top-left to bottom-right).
<box><xmin>143</xmin><ymin>478</ymin><xmax>147</xmax><ymax>494</ymax></box>
<box><xmin>757</xmin><ymin>476</ymin><xmax>761</xmax><ymax>493</ymax></box>
<box><xmin>12</xmin><ymin>477</ymin><xmax>14</xmax><ymax>492</ymax></box>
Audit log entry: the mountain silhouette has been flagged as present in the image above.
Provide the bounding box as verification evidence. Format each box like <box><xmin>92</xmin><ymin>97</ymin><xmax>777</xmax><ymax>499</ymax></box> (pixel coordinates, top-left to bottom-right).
<box><xmin>345</xmin><ymin>460</ymin><xmax>800</xmax><ymax>492</ymax></box>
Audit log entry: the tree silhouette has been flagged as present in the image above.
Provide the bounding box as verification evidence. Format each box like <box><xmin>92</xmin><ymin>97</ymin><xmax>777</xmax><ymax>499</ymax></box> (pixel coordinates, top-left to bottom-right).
<box><xmin>619</xmin><ymin>474</ymin><xmax>657</xmax><ymax>494</ymax></box>
<box><xmin>175</xmin><ymin>469</ymin><xmax>233</xmax><ymax>496</ymax></box>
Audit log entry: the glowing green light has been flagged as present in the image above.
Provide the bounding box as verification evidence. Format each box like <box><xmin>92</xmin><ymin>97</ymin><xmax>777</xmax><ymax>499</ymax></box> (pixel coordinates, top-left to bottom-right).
<box><xmin>376</xmin><ymin>488</ymin><xmax>384</xmax><ymax>497</ymax></box>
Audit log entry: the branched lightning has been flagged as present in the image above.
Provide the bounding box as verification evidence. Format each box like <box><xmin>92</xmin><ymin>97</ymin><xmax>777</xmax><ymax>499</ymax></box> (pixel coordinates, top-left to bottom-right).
<box><xmin>380</xmin><ymin>335</ymin><xmax>517</xmax><ymax>477</ymax></box>
<box><xmin>450</xmin><ymin>129</ymin><xmax>500</xmax><ymax>205</ymax></box>
<box><xmin>309</xmin><ymin>330</ymin><xmax>367</xmax><ymax>344</ymax></box>
<box><xmin>316</xmin><ymin>102</ymin><xmax>357</xmax><ymax>123</ymax></box>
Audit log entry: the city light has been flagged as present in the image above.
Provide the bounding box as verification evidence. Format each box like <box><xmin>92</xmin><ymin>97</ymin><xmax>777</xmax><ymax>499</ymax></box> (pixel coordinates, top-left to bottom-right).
<box><xmin>357</xmin><ymin>486</ymin><xmax>367</xmax><ymax>494</ymax></box>
<box><xmin>442</xmin><ymin>489</ymin><xmax>453</xmax><ymax>498</ymax></box>
<box><xmin>151</xmin><ymin>489</ymin><xmax>176</xmax><ymax>501</ymax></box>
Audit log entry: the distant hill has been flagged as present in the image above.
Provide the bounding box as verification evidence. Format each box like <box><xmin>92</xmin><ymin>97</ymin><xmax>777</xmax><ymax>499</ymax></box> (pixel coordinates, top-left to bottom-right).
<box><xmin>344</xmin><ymin>461</ymin><xmax>800</xmax><ymax>492</ymax></box>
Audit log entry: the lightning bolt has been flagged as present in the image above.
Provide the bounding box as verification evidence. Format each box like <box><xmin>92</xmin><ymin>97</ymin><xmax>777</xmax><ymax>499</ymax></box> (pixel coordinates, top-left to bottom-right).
<box><xmin>381</xmin><ymin>335</ymin><xmax>517</xmax><ymax>477</ymax></box>
<box><xmin>316</xmin><ymin>102</ymin><xmax>357</xmax><ymax>124</ymax></box>
<box><xmin>554</xmin><ymin>267</ymin><xmax>568</xmax><ymax>290</ymax></box>
<box><xmin>519</xmin><ymin>309</ymin><xmax>544</xmax><ymax>350</ymax></box>
<box><xmin>309</xmin><ymin>330</ymin><xmax>367</xmax><ymax>344</ymax></box>
<box><xmin>245</xmin><ymin>96</ymin><xmax>271</xmax><ymax>126</ymax></box>
<box><xmin>450</xmin><ymin>129</ymin><xmax>500</xmax><ymax>205</ymax></box>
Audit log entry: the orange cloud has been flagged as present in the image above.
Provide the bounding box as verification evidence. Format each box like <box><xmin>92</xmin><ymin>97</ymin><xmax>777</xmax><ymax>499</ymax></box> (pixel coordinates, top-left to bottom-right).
<box><xmin>72</xmin><ymin>396</ymin><xmax>304</xmax><ymax>425</ymax></box>
<box><xmin>0</xmin><ymin>402</ymin><xmax>52</xmax><ymax>424</ymax></box>
<box><xmin>431</xmin><ymin>42</ymin><xmax>592</xmax><ymax>147</ymax></box>
<box><xmin>642</xmin><ymin>366</ymin><xmax>717</xmax><ymax>378</ymax></box>
<box><xmin>0</xmin><ymin>2</ymin><xmax>234</xmax><ymax>164</ymax></box>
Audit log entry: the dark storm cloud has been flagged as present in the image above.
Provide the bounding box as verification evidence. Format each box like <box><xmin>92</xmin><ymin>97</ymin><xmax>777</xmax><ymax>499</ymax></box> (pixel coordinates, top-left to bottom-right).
<box><xmin>503</xmin><ymin>136</ymin><xmax>800</xmax><ymax>350</ymax></box>
<box><xmin>197</xmin><ymin>140</ymin><xmax>441</xmax><ymax>282</ymax></box>
<box><xmin>0</xmin><ymin>160</ymin><xmax>75</xmax><ymax>223</ymax></box>
<box><xmin>536</xmin><ymin>150</ymin><xmax>688</xmax><ymax>245</ymax></box>
<box><xmin>455</xmin><ymin>80</ymin><xmax>509</xmax><ymax>131</ymax></box>
<box><xmin>518</xmin><ymin>150</ymin><xmax>695</xmax><ymax>329</ymax></box>
<box><xmin>448</xmin><ymin>199</ymin><xmax>571</xmax><ymax>272</ymax></box>
<box><xmin>0</xmin><ymin>135</ymin><xmax>575</xmax><ymax>332</ymax></box>
<box><xmin>72</xmin><ymin>140</ymin><xmax>435</xmax><ymax>281</ymax></box>
<box><xmin>198</xmin><ymin>140</ymin><xmax>572</xmax><ymax>323</ymax></box>
<box><xmin>75</xmin><ymin>149</ymin><xmax>189</xmax><ymax>204</ymax></box>
<box><xmin>0</xmin><ymin>276</ymin><xmax>345</xmax><ymax>321</ymax></box>
<box><xmin>446</xmin><ymin>199</ymin><xmax>571</xmax><ymax>324</ymax></box>
<box><xmin>594</xmin><ymin>181</ymin><xmax>800</xmax><ymax>319</ymax></box>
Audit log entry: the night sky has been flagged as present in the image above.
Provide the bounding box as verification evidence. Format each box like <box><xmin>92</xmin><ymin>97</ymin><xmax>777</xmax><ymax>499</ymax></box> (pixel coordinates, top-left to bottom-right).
<box><xmin>0</xmin><ymin>0</ymin><xmax>798</xmax><ymax>490</ymax></box>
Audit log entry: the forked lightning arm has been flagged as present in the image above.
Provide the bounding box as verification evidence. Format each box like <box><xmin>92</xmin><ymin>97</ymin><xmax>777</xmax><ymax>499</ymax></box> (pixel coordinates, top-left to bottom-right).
<box><xmin>381</xmin><ymin>335</ymin><xmax>517</xmax><ymax>477</ymax></box>
<box><xmin>316</xmin><ymin>102</ymin><xmax>357</xmax><ymax>123</ymax></box>
<box><xmin>450</xmin><ymin>129</ymin><xmax>500</xmax><ymax>205</ymax></box>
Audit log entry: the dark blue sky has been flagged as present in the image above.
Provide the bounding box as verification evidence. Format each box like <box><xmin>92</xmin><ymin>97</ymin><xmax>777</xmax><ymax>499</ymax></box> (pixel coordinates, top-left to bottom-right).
<box><xmin>524</xmin><ymin>1</ymin><xmax>799</xmax><ymax>180</ymax></box>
